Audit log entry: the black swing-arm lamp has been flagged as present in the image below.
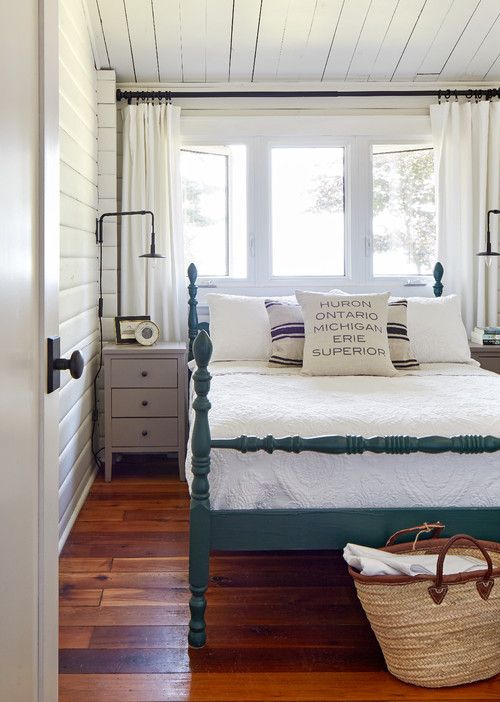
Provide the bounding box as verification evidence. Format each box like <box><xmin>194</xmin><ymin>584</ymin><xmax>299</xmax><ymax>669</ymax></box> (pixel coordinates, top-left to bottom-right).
<box><xmin>477</xmin><ymin>209</ymin><xmax>500</xmax><ymax>266</ymax></box>
<box><xmin>95</xmin><ymin>209</ymin><xmax>165</xmax><ymax>320</ymax></box>
<box><xmin>96</xmin><ymin>209</ymin><xmax>165</xmax><ymax>258</ymax></box>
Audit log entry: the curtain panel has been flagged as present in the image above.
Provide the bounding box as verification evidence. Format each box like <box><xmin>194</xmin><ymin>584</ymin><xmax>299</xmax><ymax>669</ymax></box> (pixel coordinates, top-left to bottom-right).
<box><xmin>431</xmin><ymin>101</ymin><xmax>500</xmax><ymax>333</ymax></box>
<box><xmin>121</xmin><ymin>102</ymin><xmax>186</xmax><ymax>341</ymax></box>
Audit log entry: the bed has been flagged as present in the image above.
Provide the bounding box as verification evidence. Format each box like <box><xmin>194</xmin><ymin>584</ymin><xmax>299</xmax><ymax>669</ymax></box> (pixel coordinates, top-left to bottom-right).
<box><xmin>185</xmin><ymin>263</ymin><xmax>500</xmax><ymax>648</ymax></box>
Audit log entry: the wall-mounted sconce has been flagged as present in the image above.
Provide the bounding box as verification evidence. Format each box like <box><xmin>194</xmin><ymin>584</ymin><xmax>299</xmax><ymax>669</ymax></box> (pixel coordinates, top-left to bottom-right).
<box><xmin>477</xmin><ymin>209</ymin><xmax>500</xmax><ymax>267</ymax></box>
<box><xmin>95</xmin><ymin>209</ymin><xmax>165</xmax><ymax>318</ymax></box>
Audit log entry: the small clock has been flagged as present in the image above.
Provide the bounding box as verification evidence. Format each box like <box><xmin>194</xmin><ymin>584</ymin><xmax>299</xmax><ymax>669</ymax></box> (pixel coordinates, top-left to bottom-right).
<box><xmin>134</xmin><ymin>320</ymin><xmax>160</xmax><ymax>346</ymax></box>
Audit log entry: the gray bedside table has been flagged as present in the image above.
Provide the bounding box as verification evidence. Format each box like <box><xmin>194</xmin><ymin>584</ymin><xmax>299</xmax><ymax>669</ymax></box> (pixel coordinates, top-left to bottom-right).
<box><xmin>103</xmin><ymin>342</ymin><xmax>187</xmax><ymax>481</ymax></box>
<box><xmin>469</xmin><ymin>342</ymin><xmax>500</xmax><ymax>374</ymax></box>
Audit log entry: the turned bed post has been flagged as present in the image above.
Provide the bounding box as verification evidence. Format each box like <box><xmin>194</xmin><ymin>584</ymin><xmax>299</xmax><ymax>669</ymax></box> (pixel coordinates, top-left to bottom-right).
<box><xmin>433</xmin><ymin>261</ymin><xmax>444</xmax><ymax>297</ymax></box>
<box><xmin>187</xmin><ymin>263</ymin><xmax>198</xmax><ymax>362</ymax></box>
<box><xmin>188</xmin><ymin>330</ymin><xmax>212</xmax><ymax>648</ymax></box>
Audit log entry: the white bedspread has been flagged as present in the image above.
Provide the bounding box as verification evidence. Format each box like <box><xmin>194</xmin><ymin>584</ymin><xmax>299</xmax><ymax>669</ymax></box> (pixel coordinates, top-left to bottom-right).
<box><xmin>186</xmin><ymin>362</ymin><xmax>500</xmax><ymax>510</ymax></box>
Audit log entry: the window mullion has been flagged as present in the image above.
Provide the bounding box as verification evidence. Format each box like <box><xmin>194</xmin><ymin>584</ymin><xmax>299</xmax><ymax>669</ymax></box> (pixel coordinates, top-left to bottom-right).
<box><xmin>252</xmin><ymin>137</ymin><xmax>270</xmax><ymax>286</ymax></box>
<box><xmin>349</xmin><ymin>138</ymin><xmax>371</xmax><ymax>285</ymax></box>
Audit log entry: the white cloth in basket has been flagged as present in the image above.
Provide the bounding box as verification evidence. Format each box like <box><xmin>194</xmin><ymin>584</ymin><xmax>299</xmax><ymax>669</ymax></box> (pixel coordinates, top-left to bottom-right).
<box><xmin>343</xmin><ymin>543</ymin><xmax>486</xmax><ymax>576</ymax></box>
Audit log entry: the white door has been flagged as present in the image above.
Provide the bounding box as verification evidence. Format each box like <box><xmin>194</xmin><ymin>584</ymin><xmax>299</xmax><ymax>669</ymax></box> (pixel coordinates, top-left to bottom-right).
<box><xmin>0</xmin><ymin>1</ymin><xmax>60</xmax><ymax>700</ymax></box>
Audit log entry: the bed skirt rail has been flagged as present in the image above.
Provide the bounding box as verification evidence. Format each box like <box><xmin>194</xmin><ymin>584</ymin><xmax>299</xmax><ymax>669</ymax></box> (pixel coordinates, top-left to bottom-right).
<box><xmin>209</xmin><ymin>507</ymin><xmax>500</xmax><ymax>551</ymax></box>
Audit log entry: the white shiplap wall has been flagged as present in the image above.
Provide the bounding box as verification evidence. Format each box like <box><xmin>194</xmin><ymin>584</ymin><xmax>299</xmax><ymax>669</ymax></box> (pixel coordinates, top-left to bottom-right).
<box><xmin>98</xmin><ymin>69</ymin><xmax>118</xmax><ymax>340</ymax></box>
<box><xmin>96</xmin><ymin>70</ymin><xmax>118</xmax><ymax>448</ymax></box>
<box><xmin>59</xmin><ymin>0</ymin><xmax>99</xmax><ymax>547</ymax></box>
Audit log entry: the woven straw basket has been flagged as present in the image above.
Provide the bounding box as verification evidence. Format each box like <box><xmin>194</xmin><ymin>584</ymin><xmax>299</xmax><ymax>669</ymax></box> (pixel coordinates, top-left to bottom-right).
<box><xmin>349</xmin><ymin>524</ymin><xmax>500</xmax><ymax>688</ymax></box>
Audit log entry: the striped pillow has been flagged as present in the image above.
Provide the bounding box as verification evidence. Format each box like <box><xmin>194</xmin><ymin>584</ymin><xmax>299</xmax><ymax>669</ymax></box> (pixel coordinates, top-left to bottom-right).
<box><xmin>265</xmin><ymin>299</ymin><xmax>304</xmax><ymax>367</ymax></box>
<box><xmin>387</xmin><ymin>298</ymin><xmax>419</xmax><ymax>370</ymax></box>
<box><xmin>265</xmin><ymin>296</ymin><xmax>419</xmax><ymax>370</ymax></box>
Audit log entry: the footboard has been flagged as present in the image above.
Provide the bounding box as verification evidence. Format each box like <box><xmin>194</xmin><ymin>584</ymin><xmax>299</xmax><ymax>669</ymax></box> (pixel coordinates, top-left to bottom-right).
<box><xmin>187</xmin><ymin>330</ymin><xmax>500</xmax><ymax>647</ymax></box>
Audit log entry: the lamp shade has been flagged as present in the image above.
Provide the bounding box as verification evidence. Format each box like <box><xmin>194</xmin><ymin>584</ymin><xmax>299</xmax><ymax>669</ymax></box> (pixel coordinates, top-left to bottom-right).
<box><xmin>477</xmin><ymin>250</ymin><xmax>500</xmax><ymax>267</ymax></box>
<box><xmin>139</xmin><ymin>236</ymin><xmax>165</xmax><ymax>259</ymax></box>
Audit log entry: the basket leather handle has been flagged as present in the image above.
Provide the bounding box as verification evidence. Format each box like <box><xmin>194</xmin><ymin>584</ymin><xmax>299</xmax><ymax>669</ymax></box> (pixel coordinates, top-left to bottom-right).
<box><xmin>385</xmin><ymin>523</ymin><xmax>444</xmax><ymax>547</ymax></box>
<box><xmin>428</xmin><ymin>534</ymin><xmax>495</xmax><ymax>605</ymax></box>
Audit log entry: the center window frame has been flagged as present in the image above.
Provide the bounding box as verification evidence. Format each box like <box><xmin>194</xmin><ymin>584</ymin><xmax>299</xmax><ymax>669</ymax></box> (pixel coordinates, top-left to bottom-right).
<box><xmin>180</xmin><ymin>115</ymin><xmax>436</xmax><ymax>298</ymax></box>
<box><xmin>265</xmin><ymin>138</ymin><xmax>351</xmax><ymax>286</ymax></box>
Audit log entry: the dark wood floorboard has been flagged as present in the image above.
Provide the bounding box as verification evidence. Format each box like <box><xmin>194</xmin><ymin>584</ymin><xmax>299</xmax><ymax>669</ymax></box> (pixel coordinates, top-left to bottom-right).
<box><xmin>59</xmin><ymin>457</ymin><xmax>499</xmax><ymax>701</ymax></box>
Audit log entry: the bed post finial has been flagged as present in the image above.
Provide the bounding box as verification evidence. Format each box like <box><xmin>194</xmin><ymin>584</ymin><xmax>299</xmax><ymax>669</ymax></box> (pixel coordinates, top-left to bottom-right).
<box><xmin>187</xmin><ymin>263</ymin><xmax>198</xmax><ymax>361</ymax></box>
<box><xmin>433</xmin><ymin>262</ymin><xmax>444</xmax><ymax>297</ymax></box>
<box><xmin>188</xmin><ymin>330</ymin><xmax>212</xmax><ymax>648</ymax></box>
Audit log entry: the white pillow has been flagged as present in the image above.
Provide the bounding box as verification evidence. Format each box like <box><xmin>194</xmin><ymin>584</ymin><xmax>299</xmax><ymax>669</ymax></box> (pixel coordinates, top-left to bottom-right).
<box><xmin>407</xmin><ymin>295</ymin><xmax>471</xmax><ymax>363</ymax></box>
<box><xmin>207</xmin><ymin>293</ymin><xmax>295</xmax><ymax>362</ymax></box>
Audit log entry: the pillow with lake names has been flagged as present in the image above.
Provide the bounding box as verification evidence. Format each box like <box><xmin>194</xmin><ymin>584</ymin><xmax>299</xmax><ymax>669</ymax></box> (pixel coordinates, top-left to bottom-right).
<box><xmin>295</xmin><ymin>291</ymin><xmax>398</xmax><ymax>377</ymax></box>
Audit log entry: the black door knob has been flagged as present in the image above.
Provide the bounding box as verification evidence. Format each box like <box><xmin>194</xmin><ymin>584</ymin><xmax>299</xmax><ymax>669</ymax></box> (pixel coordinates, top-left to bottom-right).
<box><xmin>142</xmin><ymin>430</ymin><xmax>148</xmax><ymax>436</ymax></box>
<box><xmin>53</xmin><ymin>350</ymin><xmax>84</xmax><ymax>380</ymax></box>
<box><xmin>141</xmin><ymin>370</ymin><xmax>148</xmax><ymax>377</ymax></box>
<box><xmin>142</xmin><ymin>400</ymin><xmax>148</xmax><ymax>406</ymax></box>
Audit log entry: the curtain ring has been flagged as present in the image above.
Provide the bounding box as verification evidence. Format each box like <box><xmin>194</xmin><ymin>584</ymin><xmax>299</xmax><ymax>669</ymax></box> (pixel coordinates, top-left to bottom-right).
<box><xmin>437</xmin><ymin>89</ymin><xmax>442</xmax><ymax>104</ymax></box>
<box><xmin>445</xmin><ymin>89</ymin><xmax>451</xmax><ymax>102</ymax></box>
<box><xmin>466</xmin><ymin>89</ymin><xmax>473</xmax><ymax>101</ymax></box>
<box><xmin>454</xmin><ymin>89</ymin><xmax>458</xmax><ymax>102</ymax></box>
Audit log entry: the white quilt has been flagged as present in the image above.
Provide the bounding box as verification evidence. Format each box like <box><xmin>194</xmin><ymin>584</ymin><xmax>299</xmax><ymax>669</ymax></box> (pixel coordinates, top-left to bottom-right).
<box><xmin>186</xmin><ymin>362</ymin><xmax>500</xmax><ymax>510</ymax></box>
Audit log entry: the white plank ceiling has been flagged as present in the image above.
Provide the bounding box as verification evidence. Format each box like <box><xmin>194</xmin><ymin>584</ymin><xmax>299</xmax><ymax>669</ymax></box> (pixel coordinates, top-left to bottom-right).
<box><xmin>84</xmin><ymin>0</ymin><xmax>500</xmax><ymax>83</ymax></box>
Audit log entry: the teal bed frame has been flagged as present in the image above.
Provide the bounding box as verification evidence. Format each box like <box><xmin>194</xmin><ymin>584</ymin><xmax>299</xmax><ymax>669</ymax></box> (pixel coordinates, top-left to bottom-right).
<box><xmin>186</xmin><ymin>262</ymin><xmax>500</xmax><ymax>648</ymax></box>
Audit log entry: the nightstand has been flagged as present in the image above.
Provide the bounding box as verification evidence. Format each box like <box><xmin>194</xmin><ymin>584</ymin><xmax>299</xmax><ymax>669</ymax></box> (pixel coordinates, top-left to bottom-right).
<box><xmin>469</xmin><ymin>342</ymin><xmax>500</xmax><ymax>374</ymax></box>
<box><xmin>103</xmin><ymin>342</ymin><xmax>187</xmax><ymax>481</ymax></box>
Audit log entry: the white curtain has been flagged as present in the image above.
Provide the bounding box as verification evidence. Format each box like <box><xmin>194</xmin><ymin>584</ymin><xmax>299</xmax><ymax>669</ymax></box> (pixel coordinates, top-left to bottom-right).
<box><xmin>121</xmin><ymin>103</ymin><xmax>186</xmax><ymax>341</ymax></box>
<box><xmin>430</xmin><ymin>100</ymin><xmax>500</xmax><ymax>333</ymax></box>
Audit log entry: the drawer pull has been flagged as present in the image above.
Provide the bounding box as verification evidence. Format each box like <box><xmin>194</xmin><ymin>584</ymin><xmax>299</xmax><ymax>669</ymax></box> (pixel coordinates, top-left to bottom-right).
<box><xmin>141</xmin><ymin>400</ymin><xmax>149</xmax><ymax>406</ymax></box>
<box><xmin>142</xmin><ymin>430</ymin><xmax>148</xmax><ymax>437</ymax></box>
<box><xmin>141</xmin><ymin>370</ymin><xmax>148</xmax><ymax>377</ymax></box>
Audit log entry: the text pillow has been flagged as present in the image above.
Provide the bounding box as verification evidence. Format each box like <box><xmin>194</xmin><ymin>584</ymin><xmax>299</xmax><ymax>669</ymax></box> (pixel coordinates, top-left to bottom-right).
<box><xmin>296</xmin><ymin>291</ymin><xmax>398</xmax><ymax>376</ymax></box>
<box><xmin>331</xmin><ymin>290</ymin><xmax>419</xmax><ymax>370</ymax></box>
<box><xmin>407</xmin><ymin>294</ymin><xmax>471</xmax><ymax>363</ymax></box>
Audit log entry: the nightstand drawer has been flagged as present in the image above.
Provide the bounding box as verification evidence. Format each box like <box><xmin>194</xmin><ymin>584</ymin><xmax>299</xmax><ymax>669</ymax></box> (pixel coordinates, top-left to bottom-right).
<box><xmin>472</xmin><ymin>355</ymin><xmax>500</xmax><ymax>374</ymax></box>
<box><xmin>111</xmin><ymin>418</ymin><xmax>178</xmax><ymax>447</ymax></box>
<box><xmin>111</xmin><ymin>358</ymin><xmax>178</xmax><ymax>388</ymax></box>
<box><xmin>469</xmin><ymin>343</ymin><xmax>500</xmax><ymax>374</ymax></box>
<box><xmin>112</xmin><ymin>388</ymin><xmax>178</xmax><ymax>417</ymax></box>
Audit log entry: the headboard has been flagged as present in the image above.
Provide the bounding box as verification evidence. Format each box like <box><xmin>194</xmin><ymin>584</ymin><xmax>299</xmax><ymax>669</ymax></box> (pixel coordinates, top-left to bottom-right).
<box><xmin>187</xmin><ymin>261</ymin><xmax>445</xmax><ymax>362</ymax></box>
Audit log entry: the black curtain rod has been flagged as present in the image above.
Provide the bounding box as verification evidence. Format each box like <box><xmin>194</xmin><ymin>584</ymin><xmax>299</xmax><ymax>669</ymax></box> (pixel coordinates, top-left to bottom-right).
<box><xmin>116</xmin><ymin>87</ymin><xmax>500</xmax><ymax>101</ymax></box>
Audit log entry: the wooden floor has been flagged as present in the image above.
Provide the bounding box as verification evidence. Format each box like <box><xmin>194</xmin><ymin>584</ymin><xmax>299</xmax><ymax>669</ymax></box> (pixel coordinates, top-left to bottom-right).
<box><xmin>59</xmin><ymin>457</ymin><xmax>499</xmax><ymax>702</ymax></box>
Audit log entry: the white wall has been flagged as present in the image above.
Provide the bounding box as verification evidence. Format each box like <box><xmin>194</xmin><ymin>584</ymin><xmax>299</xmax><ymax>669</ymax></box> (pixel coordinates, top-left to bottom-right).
<box><xmin>96</xmin><ymin>69</ymin><xmax>118</xmax><ymax>448</ymax></box>
<box><xmin>58</xmin><ymin>0</ymin><xmax>99</xmax><ymax>544</ymax></box>
<box><xmin>98</xmin><ymin>70</ymin><xmax>118</xmax><ymax>340</ymax></box>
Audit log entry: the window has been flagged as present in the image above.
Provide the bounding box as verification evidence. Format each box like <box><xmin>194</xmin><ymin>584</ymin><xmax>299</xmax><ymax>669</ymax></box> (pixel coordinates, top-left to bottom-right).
<box><xmin>180</xmin><ymin>121</ymin><xmax>437</xmax><ymax>292</ymax></box>
<box><xmin>271</xmin><ymin>147</ymin><xmax>345</xmax><ymax>276</ymax></box>
<box><xmin>372</xmin><ymin>145</ymin><xmax>436</xmax><ymax>276</ymax></box>
<box><xmin>181</xmin><ymin>145</ymin><xmax>246</xmax><ymax>278</ymax></box>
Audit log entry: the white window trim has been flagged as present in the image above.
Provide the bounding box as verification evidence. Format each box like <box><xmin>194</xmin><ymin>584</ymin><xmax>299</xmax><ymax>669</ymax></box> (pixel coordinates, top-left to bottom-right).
<box><xmin>181</xmin><ymin>114</ymin><xmax>437</xmax><ymax>301</ymax></box>
<box><xmin>368</xmin><ymin>137</ymin><xmax>435</xmax><ymax>287</ymax></box>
